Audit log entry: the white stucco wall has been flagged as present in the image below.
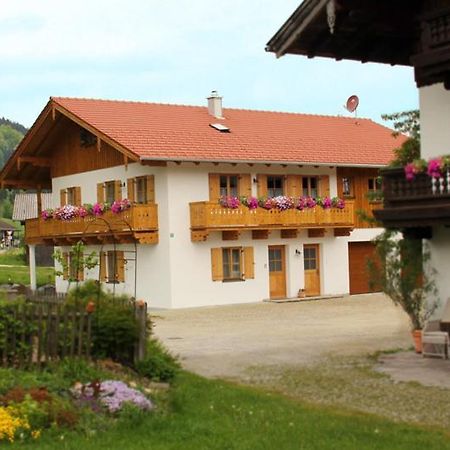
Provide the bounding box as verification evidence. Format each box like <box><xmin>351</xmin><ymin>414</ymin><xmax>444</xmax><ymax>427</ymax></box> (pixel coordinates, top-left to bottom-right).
<box><xmin>419</xmin><ymin>83</ymin><xmax>450</xmax><ymax>159</ymax></box>
<box><xmin>51</xmin><ymin>161</ymin><xmax>379</xmax><ymax>309</ymax></box>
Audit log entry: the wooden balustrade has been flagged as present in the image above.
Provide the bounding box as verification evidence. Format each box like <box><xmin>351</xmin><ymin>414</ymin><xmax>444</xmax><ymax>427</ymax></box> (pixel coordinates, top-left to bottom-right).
<box><xmin>374</xmin><ymin>168</ymin><xmax>450</xmax><ymax>229</ymax></box>
<box><xmin>190</xmin><ymin>201</ymin><xmax>355</xmax><ymax>241</ymax></box>
<box><xmin>25</xmin><ymin>204</ymin><xmax>159</xmax><ymax>245</ymax></box>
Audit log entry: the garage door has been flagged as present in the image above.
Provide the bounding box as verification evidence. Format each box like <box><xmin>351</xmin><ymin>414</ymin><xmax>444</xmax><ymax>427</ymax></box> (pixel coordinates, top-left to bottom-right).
<box><xmin>348</xmin><ymin>242</ymin><xmax>380</xmax><ymax>295</ymax></box>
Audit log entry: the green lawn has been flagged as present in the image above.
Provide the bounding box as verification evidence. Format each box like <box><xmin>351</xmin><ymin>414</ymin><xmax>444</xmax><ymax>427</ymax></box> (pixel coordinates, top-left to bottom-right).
<box><xmin>0</xmin><ymin>247</ymin><xmax>27</xmax><ymax>265</ymax></box>
<box><xmin>0</xmin><ymin>265</ymin><xmax>54</xmax><ymax>286</ymax></box>
<box><xmin>15</xmin><ymin>372</ymin><xmax>450</xmax><ymax>450</ymax></box>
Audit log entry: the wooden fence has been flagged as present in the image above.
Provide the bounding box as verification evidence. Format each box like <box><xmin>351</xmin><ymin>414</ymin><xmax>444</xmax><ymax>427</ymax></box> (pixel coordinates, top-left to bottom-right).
<box><xmin>0</xmin><ymin>298</ymin><xmax>148</xmax><ymax>369</ymax></box>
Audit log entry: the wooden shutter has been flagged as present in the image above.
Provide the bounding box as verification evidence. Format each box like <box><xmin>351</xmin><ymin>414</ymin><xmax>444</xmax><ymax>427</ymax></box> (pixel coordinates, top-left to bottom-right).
<box><xmin>239</xmin><ymin>174</ymin><xmax>252</xmax><ymax>197</ymax></box>
<box><xmin>60</xmin><ymin>189</ymin><xmax>67</xmax><ymax>206</ymax></box>
<box><xmin>209</xmin><ymin>173</ymin><xmax>220</xmax><ymax>201</ymax></box>
<box><xmin>74</xmin><ymin>187</ymin><xmax>82</xmax><ymax>205</ymax></box>
<box><xmin>97</xmin><ymin>183</ymin><xmax>105</xmax><ymax>203</ymax></box>
<box><xmin>257</xmin><ymin>174</ymin><xmax>267</xmax><ymax>198</ymax></box>
<box><xmin>127</xmin><ymin>178</ymin><xmax>135</xmax><ymax>203</ymax></box>
<box><xmin>243</xmin><ymin>247</ymin><xmax>254</xmax><ymax>279</ymax></box>
<box><xmin>211</xmin><ymin>248</ymin><xmax>223</xmax><ymax>281</ymax></box>
<box><xmin>116</xmin><ymin>251</ymin><xmax>125</xmax><ymax>282</ymax></box>
<box><xmin>114</xmin><ymin>180</ymin><xmax>122</xmax><ymax>201</ymax></box>
<box><xmin>61</xmin><ymin>252</ymin><xmax>69</xmax><ymax>280</ymax></box>
<box><xmin>319</xmin><ymin>175</ymin><xmax>330</xmax><ymax>197</ymax></box>
<box><xmin>99</xmin><ymin>251</ymin><xmax>107</xmax><ymax>282</ymax></box>
<box><xmin>286</xmin><ymin>175</ymin><xmax>301</xmax><ymax>197</ymax></box>
<box><xmin>146</xmin><ymin>175</ymin><xmax>155</xmax><ymax>203</ymax></box>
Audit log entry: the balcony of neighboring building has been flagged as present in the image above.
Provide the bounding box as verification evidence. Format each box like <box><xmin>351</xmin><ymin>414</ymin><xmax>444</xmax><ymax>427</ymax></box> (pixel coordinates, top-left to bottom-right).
<box><xmin>373</xmin><ymin>167</ymin><xmax>450</xmax><ymax>231</ymax></box>
<box><xmin>25</xmin><ymin>204</ymin><xmax>159</xmax><ymax>246</ymax></box>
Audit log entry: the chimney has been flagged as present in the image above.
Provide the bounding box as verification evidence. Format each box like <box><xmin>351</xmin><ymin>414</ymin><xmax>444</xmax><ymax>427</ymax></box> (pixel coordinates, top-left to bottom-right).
<box><xmin>207</xmin><ymin>90</ymin><xmax>223</xmax><ymax>119</ymax></box>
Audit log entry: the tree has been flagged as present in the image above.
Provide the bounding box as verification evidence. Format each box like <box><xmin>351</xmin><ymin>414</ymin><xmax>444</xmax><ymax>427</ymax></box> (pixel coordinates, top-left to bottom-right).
<box><xmin>382</xmin><ymin>109</ymin><xmax>420</xmax><ymax>166</ymax></box>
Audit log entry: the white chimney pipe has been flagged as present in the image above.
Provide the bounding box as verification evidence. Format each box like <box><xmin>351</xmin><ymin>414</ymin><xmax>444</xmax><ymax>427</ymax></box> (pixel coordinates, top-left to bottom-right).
<box><xmin>207</xmin><ymin>90</ymin><xmax>223</xmax><ymax>119</ymax></box>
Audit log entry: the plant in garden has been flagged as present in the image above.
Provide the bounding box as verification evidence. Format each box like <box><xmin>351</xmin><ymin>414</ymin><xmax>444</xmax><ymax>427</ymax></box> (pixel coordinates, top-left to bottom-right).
<box><xmin>368</xmin><ymin>230</ymin><xmax>439</xmax><ymax>330</ymax></box>
<box><xmin>111</xmin><ymin>199</ymin><xmax>131</xmax><ymax>214</ymax></box>
<box><xmin>0</xmin><ymin>406</ymin><xmax>30</xmax><ymax>442</ymax></box>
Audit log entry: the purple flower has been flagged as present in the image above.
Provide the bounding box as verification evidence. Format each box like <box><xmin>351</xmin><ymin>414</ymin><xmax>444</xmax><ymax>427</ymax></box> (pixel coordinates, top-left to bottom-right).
<box><xmin>99</xmin><ymin>380</ymin><xmax>153</xmax><ymax>413</ymax></box>
<box><xmin>321</xmin><ymin>197</ymin><xmax>332</xmax><ymax>209</ymax></box>
<box><xmin>41</xmin><ymin>209</ymin><xmax>53</xmax><ymax>220</ymax></box>
<box><xmin>247</xmin><ymin>196</ymin><xmax>258</xmax><ymax>210</ymax></box>
<box><xmin>404</xmin><ymin>163</ymin><xmax>417</xmax><ymax>181</ymax></box>
<box><xmin>427</xmin><ymin>158</ymin><xmax>443</xmax><ymax>179</ymax></box>
<box><xmin>272</xmin><ymin>196</ymin><xmax>294</xmax><ymax>211</ymax></box>
<box><xmin>335</xmin><ymin>198</ymin><xmax>345</xmax><ymax>209</ymax></box>
<box><xmin>92</xmin><ymin>202</ymin><xmax>105</xmax><ymax>216</ymax></box>
<box><xmin>219</xmin><ymin>196</ymin><xmax>240</xmax><ymax>209</ymax></box>
<box><xmin>305</xmin><ymin>197</ymin><xmax>317</xmax><ymax>208</ymax></box>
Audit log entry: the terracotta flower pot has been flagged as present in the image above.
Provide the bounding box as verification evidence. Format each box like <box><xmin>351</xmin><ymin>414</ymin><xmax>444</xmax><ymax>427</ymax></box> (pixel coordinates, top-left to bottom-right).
<box><xmin>412</xmin><ymin>329</ymin><xmax>422</xmax><ymax>353</ymax></box>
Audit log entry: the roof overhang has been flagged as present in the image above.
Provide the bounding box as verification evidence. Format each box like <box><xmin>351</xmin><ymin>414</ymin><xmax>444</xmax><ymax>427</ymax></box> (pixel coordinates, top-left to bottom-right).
<box><xmin>0</xmin><ymin>99</ymin><xmax>140</xmax><ymax>190</ymax></box>
<box><xmin>266</xmin><ymin>0</ymin><xmax>450</xmax><ymax>88</ymax></box>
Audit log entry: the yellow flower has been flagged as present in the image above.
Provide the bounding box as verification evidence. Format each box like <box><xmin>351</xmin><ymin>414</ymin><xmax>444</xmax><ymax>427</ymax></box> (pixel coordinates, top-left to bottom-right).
<box><xmin>0</xmin><ymin>406</ymin><xmax>30</xmax><ymax>443</ymax></box>
<box><xmin>31</xmin><ymin>429</ymin><xmax>41</xmax><ymax>440</ymax></box>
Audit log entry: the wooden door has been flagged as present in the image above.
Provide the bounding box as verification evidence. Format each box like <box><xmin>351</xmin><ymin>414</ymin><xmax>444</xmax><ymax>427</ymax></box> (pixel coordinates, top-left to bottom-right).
<box><xmin>348</xmin><ymin>242</ymin><xmax>379</xmax><ymax>294</ymax></box>
<box><xmin>268</xmin><ymin>245</ymin><xmax>287</xmax><ymax>299</ymax></box>
<box><xmin>304</xmin><ymin>244</ymin><xmax>320</xmax><ymax>296</ymax></box>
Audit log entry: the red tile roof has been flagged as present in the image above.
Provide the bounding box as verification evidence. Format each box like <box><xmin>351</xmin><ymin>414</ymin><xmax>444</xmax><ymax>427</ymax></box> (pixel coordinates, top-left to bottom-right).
<box><xmin>52</xmin><ymin>97</ymin><xmax>404</xmax><ymax>166</ymax></box>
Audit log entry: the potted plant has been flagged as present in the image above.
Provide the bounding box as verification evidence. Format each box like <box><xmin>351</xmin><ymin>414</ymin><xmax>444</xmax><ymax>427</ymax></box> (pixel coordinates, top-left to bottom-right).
<box><xmin>368</xmin><ymin>230</ymin><xmax>439</xmax><ymax>353</ymax></box>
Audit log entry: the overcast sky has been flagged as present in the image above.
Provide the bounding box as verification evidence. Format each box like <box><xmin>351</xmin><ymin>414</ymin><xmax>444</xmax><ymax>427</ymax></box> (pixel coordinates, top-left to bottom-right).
<box><xmin>1</xmin><ymin>0</ymin><xmax>418</xmax><ymax>128</ymax></box>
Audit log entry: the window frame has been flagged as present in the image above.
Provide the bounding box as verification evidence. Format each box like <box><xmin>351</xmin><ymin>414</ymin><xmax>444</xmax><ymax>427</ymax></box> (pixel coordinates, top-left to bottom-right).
<box><xmin>267</xmin><ymin>175</ymin><xmax>284</xmax><ymax>198</ymax></box>
<box><xmin>104</xmin><ymin>181</ymin><xmax>116</xmax><ymax>204</ymax></box>
<box><xmin>106</xmin><ymin>250</ymin><xmax>119</xmax><ymax>284</ymax></box>
<box><xmin>219</xmin><ymin>174</ymin><xmax>240</xmax><ymax>198</ymax></box>
<box><xmin>342</xmin><ymin>177</ymin><xmax>354</xmax><ymax>197</ymax></box>
<box><xmin>135</xmin><ymin>176</ymin><xmax>148</xmax><ymax>204</ymax></box>
<box><xmin>302</xmin><ymin>176</ymin><xmax>319</xmax><ymax>198</ymax></box>
<box><xmin>222</xmin><ymin>247</ymin><xmax>244</xmax><ymax>282</ymax></box>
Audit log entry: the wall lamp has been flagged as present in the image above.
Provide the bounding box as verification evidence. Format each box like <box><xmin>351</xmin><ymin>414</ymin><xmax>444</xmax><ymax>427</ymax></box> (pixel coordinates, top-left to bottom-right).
<box><xmin>295</xmin><ymin>249</ymin><xmax>302</xmax><ymax>256</ymax></box>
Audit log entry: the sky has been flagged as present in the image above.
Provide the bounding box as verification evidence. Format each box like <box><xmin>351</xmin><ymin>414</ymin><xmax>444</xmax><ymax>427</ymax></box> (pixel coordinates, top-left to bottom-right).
<box><xmin>1</xmin><ymin>0</ymin><xmax>418</xmax><ymax>129</ymax></box>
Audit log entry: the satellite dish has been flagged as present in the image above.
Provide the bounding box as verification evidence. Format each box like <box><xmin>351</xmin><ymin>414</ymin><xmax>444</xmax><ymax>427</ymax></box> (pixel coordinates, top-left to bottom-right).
<box><xmin>345</xmin><ymin>95</ymin><xmax>359</xmax><ymax>113</ymax></box>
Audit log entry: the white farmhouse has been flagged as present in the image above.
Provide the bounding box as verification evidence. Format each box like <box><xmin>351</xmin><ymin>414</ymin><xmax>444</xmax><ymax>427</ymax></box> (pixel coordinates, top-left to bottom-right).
<box><xmin>0</xmin><ymin>94</ymin><xmax>403</xmax><ymax>308</ymax></box>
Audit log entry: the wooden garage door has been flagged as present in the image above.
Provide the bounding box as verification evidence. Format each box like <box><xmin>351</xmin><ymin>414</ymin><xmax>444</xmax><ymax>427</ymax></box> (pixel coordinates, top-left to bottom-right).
<box><xmin>348</xmin><ymin>242</ymin><xmax>380</xmax><ymax>295</ymax></box>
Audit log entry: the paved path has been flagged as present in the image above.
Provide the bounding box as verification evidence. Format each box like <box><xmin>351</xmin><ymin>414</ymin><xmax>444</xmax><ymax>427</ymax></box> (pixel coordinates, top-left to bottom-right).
<box><xmin>153</xmin><ymin>294</ymin><xmax>411</xmax><ymax>379</ymax></box>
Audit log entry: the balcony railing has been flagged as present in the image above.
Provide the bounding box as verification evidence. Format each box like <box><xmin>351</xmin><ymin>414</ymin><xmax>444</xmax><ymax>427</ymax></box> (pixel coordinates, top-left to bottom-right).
<box><xmin>374</xmin><ymin>168</ymin><xmax>450</xmax><ymax>228</ymax></box>
<box><xmin>190</xmin><ymin>201</ymin><xmax>355</xmax><ymax>240</ymax></box>
<box><xmin>25</xmin><ymin>204</ymin><xmax>159</xmax><ymax>245</ymax></box>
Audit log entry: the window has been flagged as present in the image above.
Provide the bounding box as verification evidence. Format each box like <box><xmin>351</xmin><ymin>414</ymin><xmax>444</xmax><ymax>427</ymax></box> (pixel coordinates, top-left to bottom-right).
<box><xmin>267</xmin><ymin>176</ymin><xmax>284</xmax><ymax>197</ymax></box>
<box><xmin>211</xmin><ymin>247</ymin><xmax>254</xmax><ymax>281</ymax></box>
<box><xmin>268</xmin><ymin>247</ymin><xmax>283</xmax><ymax>272</ymax></box>
<box><xmin>67</xmin><ymin>187</ymin><xmax>77</xmax><ymax>205</ymax></box>
<box><xmin>127</xmin><ymin>175</ymin><xmax>154</xmax><ymax>204</ymax></box>
<box><xmin>342</xmin><ymin>177</ymin><xmax>354</xmax><ymax>197</ymax></box>
<box><xmin>368</xmin><ymin>177</ymin><xmax>381</xmax><ymax>192</ymax></box>
<box><xmin>302</xmin><ymin>177</ymin><xmax>318</xmax><ymax>197</ymax></box>
<box><xmin>219</xmin><ymin>175</ymin><xmax>239</xmax><ymax>197</ymax></box>
<box><xmin>136</xmin><ymin>177</ymin><xmax>148</xmax><ymax>204</ymax></box>
<box><xmin>104</xmin><ymin>181</ymin><xmax>116</xmax><ymax>204</ymax></box>
<box><xmin>60</xmin><ymin>187</ymin><xmax>81</xmax><ymax>206</ymax></box>
<box><xmin>303</xmin><ymin>246</ymin><xmax>318</xmax><ymax>270</ymax></box>
<box><xmin>222</xmin><ymin>247</ymin><xmax>242</xmax><ymax>280</ymax></box>
<box><xmin>100</xmin><ymin>250</ymin><xmax>125</xmax><ymax>283</ymax></box>
<box><xmin>62</xmin><ymin>252</ymin><xmax>83</xmax><ymax>281</ymax></box>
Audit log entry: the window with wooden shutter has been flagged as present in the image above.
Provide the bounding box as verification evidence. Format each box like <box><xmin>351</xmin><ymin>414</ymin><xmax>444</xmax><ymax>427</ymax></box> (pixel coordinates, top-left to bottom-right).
<box><xmin>211</xmin><ymin>247</ymin><xmax>223</xmax><ymax>281</ymax></box>
<box><xmin>114</xmin><ymin>180</ymin><xmax>122</xmax><ymax>201</ymax></box>
<box><xmin>209</xmin><ymin>174</ymin><xmax>220</xmax><ymax>201</ymax></box>
<box><xmin>99</xmin><ymin>251</ymin><xmax>107</xmax><ymax>282</ymax></box>
<box><xmin>243</xmin><ymin>247</ymin><xmax>254</xmax><ymax>279</ymax></box>
<box><xmin>267</xmin><ymin>175</ymin><xmax>284</xmax><ymax>197</ymax></box>
<box><xmin>302</xmin><ymin>176</ymin><xmax>319</xmax><ymax>197</ymax></box>
<box><xmin>60</xmin><ymin>189</ymin><xmax>67</xmax><ymax>206</ymax></box>
<box><xmin>74</xmin><ymin>187</ymin><xmax>82</xmax><ymax>205</ymax></box>
<box><xmin>104</xmin><ymin>181</ymin><xmax>117</xmax><ymax>204</ymax></box>
<box><xmin>68</xmin><ymin>252</ymin><xmax>84</xmax><ymax>281</ymax></box>
<box><xmin>127</xmin><ymin>178</ymin><xmax>135</xmax><ymax>203</ymax></box>
<box><xmin>116</xmin><ymin>251</ymin><xmax>125</xmax><ymax>282</ymax></box>
<box><xmin>239</xmin><ymin>174</ymin><xmax>252</xmax><ymax>197</ymax></box>
<box><xmin>62</xmin><ymin>252</ymin><xmax>69</xmax><ymax>280</ymax></box>
<box><xmin>286</xmin><ymin>175</ymin><xmax>301</xmax><ymax>197</ymax></box>
<box><xmin>145</xmin><ymin>175</ymin><xmax>155</xmax><ymax>203</ymax></box>
<box><xmin>106</xmin><ymin>250</ymin><xmax>125</xmax><ymax>283</ymax></box>
<box><xmin>97</xmin><ymin>183</ymin><xmax>105</xmax><ymax>203</ymax></box>
<box><xmin>318</xmin><ymin>175</ymin><xmax>330</xmax><ymax>197</ymax></box>
<box><xmin>256</xmin><ymin>174</ymin><xmax>267</xmax><ymax>198</ymax></box>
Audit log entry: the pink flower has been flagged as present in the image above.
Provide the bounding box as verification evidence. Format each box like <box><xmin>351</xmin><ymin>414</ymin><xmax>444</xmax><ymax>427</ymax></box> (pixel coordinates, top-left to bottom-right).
<box><xmin>247</xmin><ymin>197</ymin><xmax>258</xmax><ymax>210</ymax></box>
<box><xmin>405</xmin><ymin>163</ymin><xmax>417</xmax><ymax>181</ymax></box>
<box><xmin>335</xmin><ymin>199</ymin><xmax>345</xmax><ymax>209</ymax></box>
<box><xmin>41</xmin><ymin>209</ymin><xmax>53</xmax><ymax>220</ymax></box>
<box><xmin>92</xmin><ymin>203</ymin><xmax>105</xmax><ymax>216</ymax></box>
<box><xmin>78</xmin><ymin>206</ymin><xmax>88</xmax><ymax>217</ymax></box>
<box><xmin>305</xmin><ymin>197</ymin><xmax>317</xmax><ymax>208</ymax></box>
<box><xmin>427</xmin><ymin>158</ymin><xmax>443</xmax><ymax>179</ymax></box>
<box><xmin>111</xmin><ymin>201</ymin><xmax>122</xmax><ymax>214</ymax></box>
<box><xmin>322</xmin><ymin>197</ymin><xmax>332</xmax><ymax>209</ymax></box>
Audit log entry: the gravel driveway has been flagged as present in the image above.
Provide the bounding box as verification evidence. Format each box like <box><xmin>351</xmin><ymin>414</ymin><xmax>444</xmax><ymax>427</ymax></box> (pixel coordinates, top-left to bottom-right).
<box><xmin>153</xmin><ymin>294</ymin><xmax>411</xmax><ymax>379</ymax></box>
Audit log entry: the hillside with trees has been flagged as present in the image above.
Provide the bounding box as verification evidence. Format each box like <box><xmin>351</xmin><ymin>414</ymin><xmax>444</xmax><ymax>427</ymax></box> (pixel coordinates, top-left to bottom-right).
<box><xmin>0</xmin><ymin>118</ymin><xmax>27</xmax><ymax>218</ymax></box>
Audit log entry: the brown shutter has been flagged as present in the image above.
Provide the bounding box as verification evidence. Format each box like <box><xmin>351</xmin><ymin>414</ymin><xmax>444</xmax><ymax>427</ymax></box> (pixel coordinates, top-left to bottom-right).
<box><xmin>62</xmin><ymin>252</ymin><xmax>69</xmax><ymax>280</ymax></box>
<box><xmin>114</xmin><ymin>180</ymin><xmax>122</xmax><ymax>201</ymax></box>
<box><xmin>127</xmin><ymin>178</ymin><xmax>135</xmax><ymax>203</ymax></box>
<box><xmin>319</xmin><ymin>175</ymin><xmax>330</xmax><ymax>197</ymax></box>
<box><xmin>146</xmin><ymin>175</ymin><xmax>155</xmax><ymax>203</ymax></box>
<box><xmin>286</xmin><ymin>175</ymin><xmax>301</xmax><ymax>197</ymax></box>
<box><xmin>97</xmin><ymin>183</ymin><xmax>105</xmax><ymax>203</ymax></box>
<box><xmin>239</xmin><ymin>174</ymin><xmax>252</xmax><ymax>197</ymax></box>
<box><xmin>211</xmin><ymin>248</ymin><xmax>223</xmax><ymax>281</ymax></box>
<box><xmin>99</xmin><ymin>251</ymin><xmax>107</xmax><ymax>282</ymax></box>
<box><xmin>209</xmin><ymin>173</ymin><xmax>220</xmax><ymax>201</ymax></box>
<box><xmin>116</xmin><ymin>251</ymin><xmax>125</xmax><ymax>282</ymax></box>
<box><xmin>60</xmin><ymin>189</ymin><xmax>67</xmax><ymax>206</ymax></box>
<box><xmin>256</xmin><ymin>174</ymin><xmax>267</xmax><ymax>198</ymax></box>
<box><xmin>74</xmin><ymin>187</ymin><xmax>82</xmax><ymax>205</ymax></box>
<box><xmin>243</xmin><ymin>247</ymin><xmax>254</xmax><ymax>279</ymax></box>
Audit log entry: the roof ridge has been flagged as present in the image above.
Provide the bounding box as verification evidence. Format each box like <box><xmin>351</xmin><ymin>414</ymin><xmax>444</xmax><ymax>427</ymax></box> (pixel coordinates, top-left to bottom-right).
<box><xmin>51</xmin><ymin>96</ymin><xmax>375</xmax><ymax>122</ymax></box>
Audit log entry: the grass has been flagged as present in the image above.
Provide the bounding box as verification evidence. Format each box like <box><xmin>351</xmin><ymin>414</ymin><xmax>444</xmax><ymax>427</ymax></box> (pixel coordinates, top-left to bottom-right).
<box><xmin>0</xmin><ymin>247</ymin><xmax>27</xmax><ymax>265</ymax></box>
<box><xmin>0</xmin><ymin>265</ymin><xmax>54</xmax><ymax>286</ymax></box>
<box><xmin>9</xmin><ymin>370</ymin><xmax>450</xmax><ymax>450</ymax></box>
<box><xmin>246</xmin><ymin>354</ymin><xmax>450</xmax><ymax>429</ymax></box>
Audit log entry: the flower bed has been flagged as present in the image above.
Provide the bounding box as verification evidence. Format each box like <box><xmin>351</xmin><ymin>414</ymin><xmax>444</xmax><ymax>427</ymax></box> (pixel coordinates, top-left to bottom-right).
<box><xmin>404</xmin><ymin>155</ymin><xmax>450</xmax><ymax>181</ymax></box>
<box><xmin>42</xmin><ymin>199</ymin><xmax>131</xmax><ymax>221</ymax></box>
<box><xmin>219</xmin><ymin>195</ymin><xmax>345</xmax><ymax>211</ymax></box>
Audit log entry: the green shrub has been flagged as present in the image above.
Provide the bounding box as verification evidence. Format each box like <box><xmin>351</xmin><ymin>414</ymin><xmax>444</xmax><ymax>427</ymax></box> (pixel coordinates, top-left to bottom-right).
<box><xmin>135</xmin><ymin>339</ymin><xmax>180</xmax><ymax>382</ymax></box>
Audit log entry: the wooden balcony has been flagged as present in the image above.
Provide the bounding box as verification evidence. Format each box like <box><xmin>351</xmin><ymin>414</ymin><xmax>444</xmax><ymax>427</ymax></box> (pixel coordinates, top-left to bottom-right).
<box><xmin>190</xmin><ymin>201</ymin><xmax>355</xmax><ymax>241</ymax></box>
<box><xmin>25</xmin><ymin>204</ymin><xmax>159</xmax><ymax>245</ymax></box>
<box><xmin>374</xmin><ymin>168</ymin><xmax>450</xmax><ymax>231</ymax></box>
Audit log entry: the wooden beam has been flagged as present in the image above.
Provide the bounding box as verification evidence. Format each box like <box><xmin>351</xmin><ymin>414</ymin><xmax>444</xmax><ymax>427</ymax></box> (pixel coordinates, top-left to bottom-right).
<box><xmin>333</xmin><ymin>228</ymin><xmax>352</xmax><ymax>237</ymax></box>
<box><xmin>281</xmin><ymin>229</ymin><xmax>298</xmax><ymax>239</ymax></box>
<box><xmin>252</xmin><ymin>229</ymin><xmax>270</xmax><ymax>240</ymax></box>
<box><xmin>140</xmin><ymin>160</ymin><xmax>167</xmax><ymax>167</ymax></box>
<box><xmin>222</xmin><ymin>230</ymin><xmax>240</xmax><ymax>241</ymax></box>
<box><xmin>18</xmin><ymin>156</ymin><xmax>52</xmax><ymax>168</ymax></box>
<box><xmin>191</xmin><ymin>230</ymin><xmax>208</xmax><ymax>242</ymax></box>
<box><xmin>1</xmin><ymin>179</ymin><xmax>51</xmax><ymax>189</ymax></box>
<box><xmin>308</xmin><ymin>228</ymin><xmax>325</xmax><ymax>238</ymax></box>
